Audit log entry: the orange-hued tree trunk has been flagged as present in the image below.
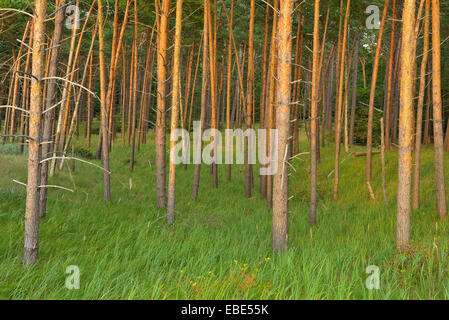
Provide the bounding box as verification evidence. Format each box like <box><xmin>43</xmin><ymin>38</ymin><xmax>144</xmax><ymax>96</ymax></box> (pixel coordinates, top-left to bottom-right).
<box><xmin>366</xmin><ymin>0</ymin><xmax>390</xmax><ymax>192</ymax></box>
<box><xmin>349</xmin><ymin>36</ymin><xmax>358</xmax><ymax>147</ymax></box>
<box><xmin>385</xmin><ymin>0</ymin><xmax>397</xmax><ymax>151</ymax></box>
<box><xmin>59</xmin><ymin>0</ymin><xmax>96</xmax><ymax>159</ymax></box>
<box><xmin>129</xmin><ymin>0</ymin><xmax>139</xmax><ymax>172</ymax></box>
<box><xmin>97</xmin><ymin>0</ymin><xmax>111</xmax><ymax>201</ymax></box>
<box><xmin>412</xmin><ymin>0</ymin><xmax>430</xmax><ymax>210</ymax></box>
<box><xmin>333</xmin><ymin>0</ymin><xmax>350</xmax><ymax>201</ymax></box>
<box><xmin>397</xmin><ymin>0</ymin><xmax>416</xmax><ymax>252</ymax></box>
<box><xmin>107</xmin><ymin>0</ymin><xmax>131</xmax><ymax>148</ymax></box>
<box><xmin>62</xmin><ymin>23</ymin><xmax>98</xmax><ymax>165</ymax></box>
<box><xmin>226</xmin><ymin>0</ymin><xmax>234</xmax><ymax>182</ymax></box>
<box><xmin>244</xmin><ymin>0</ymin><xmax>255</xmax><ymax>198</ymax></box>
<box><xmin>191</xmin><ymin>0</ymin><xmax>210</xmax><ymax>200</ymax></box>
<box><xmin>310</xmin><ymin>0</ymin><xmax>320</xmax><ymax>226</ymax></box>
<box><xmin>206</xmin><ymin>0</ymin><xmax>218</xmax><ymax>188</ymax></box>
<box><xmin>167</xmin><ymin>0</ymin><xmax>183</xmax><ymax>224</ymax></box>
<box><xmin>155</xmin><ymin>0</ymin><xmax>171</xmax><ymax>208</ymax></box>
<box><xmin>24</xmin><ymin>0</ymin><xmax>46</xmax><ymax>266</ymax></box>
<box><xmin>259</xmin><ymin>1</ymin><xmax>269</xmax><ymax>194</ymax></box>
<box><xmin>431</xmin><ymin>0</ymin><xmax>447</xmax><ymax>220</ymax></box>
<box><xmin>7</xmin><ymin>21</ymin><xmax>31</xmax><ymax>144</ymax></box>
<box><xmin>272</xmin><ymin>0</ymin><xmax>293</xmax><ymax>253</ymax></box>
<box><xmin>39</xmin><ymin>0</ymin><xmax>66</xmax><ymax>217</ymax></box>
<box><xmin>266</xmin><ymin>0</ymin><xmax>279</xmax><ymax>211</ymax></box>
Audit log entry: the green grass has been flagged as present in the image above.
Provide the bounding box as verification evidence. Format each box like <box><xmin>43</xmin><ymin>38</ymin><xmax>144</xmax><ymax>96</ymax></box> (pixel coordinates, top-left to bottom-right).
<box><xmin>1</xmin><ymin>130</ymin><xmax>449</xmax><ymax>299</ymax></box>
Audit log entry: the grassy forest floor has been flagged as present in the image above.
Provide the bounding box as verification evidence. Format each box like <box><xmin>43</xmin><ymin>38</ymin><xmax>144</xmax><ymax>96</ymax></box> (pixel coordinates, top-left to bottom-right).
<box><xmin>1</xmin><ymin>128</ymin><xmax>449</xmax><ymax>299</ymax></box>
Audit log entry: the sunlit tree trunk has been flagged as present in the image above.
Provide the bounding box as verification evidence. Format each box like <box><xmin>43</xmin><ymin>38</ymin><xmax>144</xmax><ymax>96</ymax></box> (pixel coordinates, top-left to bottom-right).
<box><xmin>130</xmin><ymin>0</ymin><xmax>139</xmax><ymax>171</ymax></box>
<box><xmin>226</xmin><ymin>0</ymin><xmax>235</xmax><ymax>182</ymax></box>
<box><xmin>412</xmin><ymin>0</ymin><xmax>430</xmax><ymax>210</ymax></box>
<box><xmin>244</xmin><ymin>0</ymin><xmax>255</xmax><ymax>198</ymax></box>
<box><xmin>431</xmin><ymin>0</ymin><xmax>447</xmax><ymax>219</ymax></box>
<box><xmin>272</xmin><ymin>0</ymin><xmax>293</xmax><ymax>252</ymax></box>
<box><xmin>24</xmin><ymin>0</ymin><xmax>46</xmax><ymax>266</ymax></box>
<box><xmin>266</xmin><ymin>0</ymin><xmax>279</xmax><ymax>210</ymax></box>
<box><xmin>385</xmin><ymin>0</ymin><xmax>397</xmax><ymax>151</ymax></box>
<box><xmin>167</xmin><ymin>0</ymin><xmax>183</xmax><ymax>224</ymax></box>
<box><xmin>333</xmin><ymin>0</ymin><xmax>350</xmax><ymax>200</ymax></box>
<box><xmin>155</xmin><ymin>0</ymin><xmax>171</xmax><ymax>207</ymax></box>
<box><xmin>310</xmin><ymin>0</ymin><xmax>320</xmax><ymax>226</ymax></box>
<box><xmin>397</xmin><ymin>0</ymin><xmax>416</xmax><ymax>251</ymax></box>
<box><xmin>366</xmin><ymin>0</ymin><xmax>389</xmax><ymax>195</ymax></box>
<box><xmin>97</xmin><ymin>0</ymin><xmax>111</xmax><ymax>201</ymax></box>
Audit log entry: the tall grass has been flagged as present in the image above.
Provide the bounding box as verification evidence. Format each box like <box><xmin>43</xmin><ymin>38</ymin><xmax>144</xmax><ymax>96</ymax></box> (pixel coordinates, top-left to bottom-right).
<box><xmin>0</xmin><ymin>131</ymin><xmax>448</xmax><ymax>299</ymax></box>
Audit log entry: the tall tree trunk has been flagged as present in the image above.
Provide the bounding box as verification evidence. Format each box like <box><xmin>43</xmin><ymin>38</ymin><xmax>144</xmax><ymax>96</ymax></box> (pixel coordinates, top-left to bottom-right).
<box><xmin>310</xmin><ymin>0</ymin><xmax>320</xmax><ymax>226</ymax></box>
<box><xmin>24</xmin><ymin>0</ymin><xmax>46</xmax><ymax>266</ymax></box>
<box><xmin>412</xmin><ymin>0</ymin><xmax>430</xmax><ymax>210</ymax></box>
<box><xmin>155</xmin><ymin>0</ymin><xmax>171</xmax><ymax>207</ymax></box>
<box><xmin>244</xmin><ymin>0</ymin><xmax>255</xmax><ymax>198</ymax></box>
<box><xmin>266</xmin><ymin>0</ymin><xmax>279</xmax><ymax>211</ymax></box>
<box><xmin>130</xmin><ymin>0</ymin><xmax>139</xmax><ymax>171</ymax></box>
<box><xmin>226</xmin><ymin>0</ymin><xmax>235</xmax><ymax>182</ymax></box>
<box><xmin>97</xmin><ymin>0</ymin><xmax>111</xmax><ymax>201</ymax></box>
<box><xmin>259</xmin><ymin>1</ymin><xmax>269</xmax><ymax>195</ymax></box>
<box><xmin>333</xmin><ymin>0</ymin><xmax>350</xmax><ymax>200</ymax></box>
<box><xmin>366</xmin><ymin>0</ymin><xmax>390</xmax><ymax>194</ymax></box>
<box><xmin>39</xmin><ymin>0</ymin><xmax>66</xmax><ymax>217</ymax></box>
<box><xmin>167</xmin><ymin>0</ymin><xmax>183</xmax><ymax>224</ymax></box>
<box><xmin>431</xmin><ymin>0</ymin><xmax>447</xmax><ymax>219</ymax></box>
<box><xmin>397</xmin><ymin>0</ymin><xmax>416</xmax><ymax>252</ymax></box>
<box><xmin>385</xmin><ymin>0</ymin><xmax>397</xmax><ymax>150</ymax></box>
<box><xmin>191</xmin><ymin>1</ymin><xmax>210</xmax><ymax>200</ymax></box>
<box><xmin>349</xmin><ymin>36</ymin><xmax>358</xmax><ymax>146</ymax></box>
<box><xmin>272</xmin><ymin>0</ymin><xmax>292</xmax><ymax>252</ymax></box>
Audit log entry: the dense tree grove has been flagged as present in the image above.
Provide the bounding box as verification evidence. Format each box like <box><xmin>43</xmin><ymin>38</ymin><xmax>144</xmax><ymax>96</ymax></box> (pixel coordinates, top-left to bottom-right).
<box><xmin>1</xmin><ymin>0</ymin><xmax>449</xmax><ymax>300</ymax></box>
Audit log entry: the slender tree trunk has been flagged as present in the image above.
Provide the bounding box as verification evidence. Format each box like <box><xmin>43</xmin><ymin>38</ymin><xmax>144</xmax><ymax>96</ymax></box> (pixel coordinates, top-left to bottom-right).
<box><xmin>259</xmin><ymin>2</ymin><xmax>269</xmax><ymax>195</ymax></box>
<box><xmin>272</xmin><ymin>0</ymin><xmax>292</xmax><ymax>252</ymax></box>
<box><xmin>310</xmin><ymin>0</ymin><xmax>320</xmax><ymax>226</ymax></box>
<box><xmin>226</xmin><ymin>0</ymin><xmax>234</xmax><ymax>182</ymax></box>
<box><xmin>130</xmin><ymin>0</ymin><xmax>139</xmax><ymax>171</ymax></box>
<box><xmin>366</xmin><ymin>0</ymin><xmax>390</xmax><ymax>195</ymax></box>
<box><xmin>412</xmin><ymin>0</ymin><xmax>430</xmax><ymax>210</ymax></box>
<box><xmin>167</xmin><ymin>0</ymin><xmax>183</xmax><ymax>224</ymax></box>
<box><xmin>24</xmin><ymin>0</ymin><xmax>46</xmax><ymax>266</ymax></box>
<box><xmin>431</xmin><ymin>0</ymin><xmax>447</xmax><ymax>219</ymax></box>
<box><xmin>244</xmin><ymin>0</ymin><xmax>255</xmax><ymax>198</ymax></box>
<box><xmin>155</xmin><ymin>0</ymin><xmax>171</xmax><ymax>207</ymax></box>
<box><xmin>349</xmin><ymin>36</ymin><xmax>358</xmax><ymax>146</ymax></box>
<box><xmin>97</xmin><ymin>0</ymin><xmax>111</xmax><ymax>201</ymax></box>
<box><xmin>191</xmin><ymin>2</ymin><xmax>210</xmax><ymax>200</ymax></box>
<box><xmin>266</xmin><ymin>0</ymin><xmax>279</xmax><ymax>211</ymax></box>
<box><xmin>385</xmin><ymin>0</ymin><xmax>397</xmax><ymax>150</ymax></box>
<box><xmin>39</xmin><ymin>0</ymin><xmax>66</xmax><ymax>217</ymax></box>
<box><xmin>397</xmin><ymin>0</ymin><xmax>416</xmax><ymax>252</ymax></box>
<box><xmin>333</xmin><ymin>0</ymin><xmax>350</xmax><ymax>200</ymax></box>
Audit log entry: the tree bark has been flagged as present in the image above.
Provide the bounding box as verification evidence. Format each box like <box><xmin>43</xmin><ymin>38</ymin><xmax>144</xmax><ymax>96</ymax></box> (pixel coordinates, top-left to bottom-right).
<box><xmin>24</xmin><ymin>0</ymin><xmax>46</xmax><ymax>266</ymax></box>
<box><xmin>431</xmin><ymin>0</ymin><xmax>447</xmax><ymax>219</ymax></box>
<box><xmin>273</xmin><ymin>0</ymin><xmax>293</xmax><ymax>252</ymax></box>
<box><xmin>397</xmin><ymin>0</ymin><xmax>416</xmax><ymax>252</ymax></box>
<box><xmin>412</xmin><ymin>0</ymin><xmax>430</xmax><ymax>210</ymax></box>
<box><xmin>97</xmin><ymin>0</ymin><xmax>111</xmax><ymax>201</ymax></box>
<box><xmin>155</xmin><ymin>0</ymin><xmax>171</xmax><ymax>207</ymax></box>
<box><xmin>167</xmin><ymin>0</ymin><xmax>183</xmax><ymax>224</ymax></box>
